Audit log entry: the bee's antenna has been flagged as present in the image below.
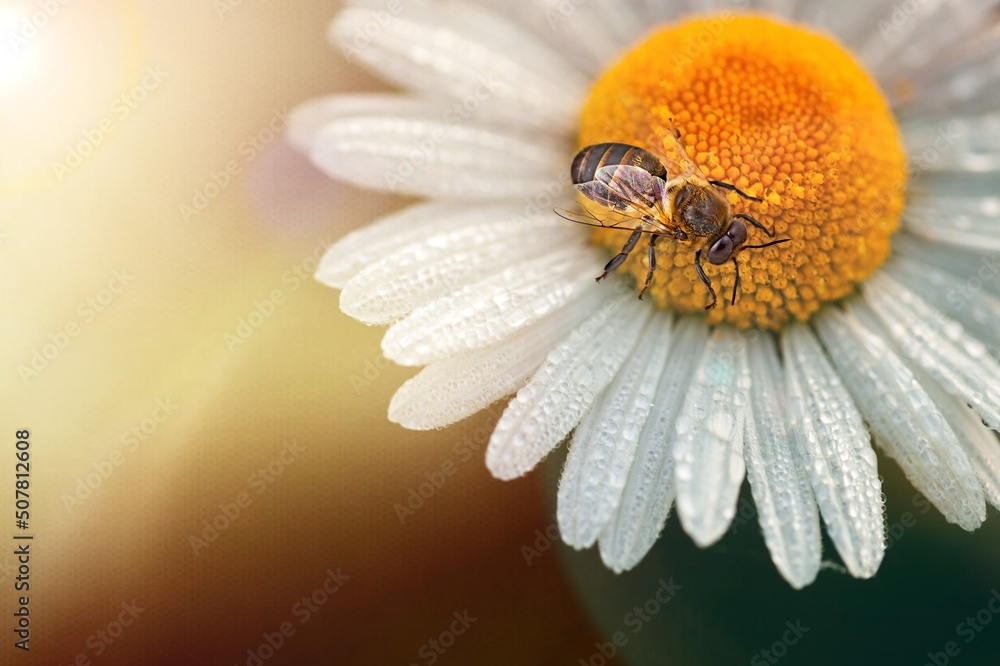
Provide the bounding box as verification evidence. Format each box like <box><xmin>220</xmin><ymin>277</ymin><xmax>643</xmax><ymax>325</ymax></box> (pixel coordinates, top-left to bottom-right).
<box><xmin>732</xmin><ymin>213</ymin><xmax>773</xmax><ymax>236</ymax></box>
<box><xmin>552</xmin><ymin>208</ymin><xmax>660</xmax><ymax>235</ymax></box>
<box><xmin>744</xmin><ymin>238</ymin><xmax>792</xmax><ymax>251</ymax></box>
<box><xmin>731</xmin><ymin>258</ymin><xmax>741</xmax><ymax>306</ymax></box>
<box><xmin>710</xmin><ymin>181</ymin><xmax>763</xmax><ymax>202</ymax></box>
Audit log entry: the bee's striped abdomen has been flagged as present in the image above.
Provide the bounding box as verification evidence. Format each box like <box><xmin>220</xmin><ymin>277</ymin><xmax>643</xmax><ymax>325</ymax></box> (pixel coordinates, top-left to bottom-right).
<box><xmin>571</xmin><ymin>143</ymin><xmax>667</xmax><ymax>186</ymax></box>
<box><xmin>571</xmin><ymin>143</ymin><xmax>668</xmax><ymax>211</ymax></box>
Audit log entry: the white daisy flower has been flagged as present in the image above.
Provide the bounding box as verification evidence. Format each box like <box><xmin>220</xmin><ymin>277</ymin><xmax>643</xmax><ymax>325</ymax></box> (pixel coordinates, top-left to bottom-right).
<box><xmin>291</xmin><ymin>0</ymin><xmax>1000</xmax><ymax>588</ymax></box>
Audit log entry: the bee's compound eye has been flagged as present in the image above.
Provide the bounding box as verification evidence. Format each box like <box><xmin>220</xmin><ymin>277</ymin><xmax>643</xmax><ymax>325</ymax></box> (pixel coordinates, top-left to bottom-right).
<box><xmin>707</xmin><ymin>236</ymin><xmax>734</xmax><ymax>264</ymax></box>
<box><xmin>727</xmin><ymin>219</ymin><xmax>748</xmax><ymax>246</ymax></box>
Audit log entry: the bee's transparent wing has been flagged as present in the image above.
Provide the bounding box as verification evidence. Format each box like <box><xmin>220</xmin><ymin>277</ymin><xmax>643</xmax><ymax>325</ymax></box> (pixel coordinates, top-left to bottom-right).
<box><xmin>576</xmin><ymin>165</ymin><xmax>666</xmax><ymax>214</ymax></box>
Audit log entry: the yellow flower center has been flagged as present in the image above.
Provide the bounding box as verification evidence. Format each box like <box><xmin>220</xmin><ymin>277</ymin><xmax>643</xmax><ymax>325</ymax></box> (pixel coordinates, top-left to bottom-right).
<box><xmin>578</xmin><ymin>15</ymin><xmax>907</xmax><ymax>330</ymax></box>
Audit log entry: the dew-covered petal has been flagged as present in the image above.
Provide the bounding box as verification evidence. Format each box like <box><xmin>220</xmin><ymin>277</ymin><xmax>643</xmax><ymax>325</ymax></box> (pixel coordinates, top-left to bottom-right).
<box><xmin>287</xmin><ymin>93</ymin><xmax>441</xmax><ymax>154</ymax></box>
<box><xmin>863</xmin><ymin>272</ymin><xmax>1000</xmax><ymax>432</ymax></box>
<box><xmin>514</xmin><ymin>0</ymin><xmax>647</xmax><ymax>76</ymax></box>
<box><xmin>486</xmin><ymin>295</ymin><xmax>650</xmax><ymax>481</ymax></box>
<box><xmin>902</xmin><ymin>114</ymin><xmax>1000</xmax><ymax>174</ymax></box>
<box><xmin>673</xmin><ymin>328</ymin><xmax>749</xmax><ymax>548</ymax></box>
<box><xmin>310</xmin><ymin>114</ymin><xmax>567</xmax><ymax>199</ymax></box>
<box><xmin>892</xmin><ymin>234</ymin><xmax>1000</xmax><ymax>301</ymax></box>
<box><xmin>859</xmin><ymin>1</ymin><xmax>1000</xmax><ymax>85</ymax></box>
<box><xmin>316</xmin><ymin>201</ymin><xmax>472</xmax><ymax>290</ymax></box>
<box><xmin>558</xmin><ymin>316</ymin><xmax>672</xmax><ymax>549</ymax></box>
<box><xmin>883</xmin><ymin>254</ymin><xmax>1000</xmax><ymax>357</ymax></box>
<box><xmin>900</xmin><ymin>193</ymin><xmax>1000</xmax><ymax>253</ymax></box>
<box><xmin>387</xmin><ymin>286</ymin><xmax>601</xmax><ymax>430</ymax></box>
<box><xmin>915</xmin><ymin>366</ymin><xmax>1000</xmax><ymax>513</ymax></box>
<box><xmin>793</xmin><ymin>0</ymin><xmax>894</xmax><ymax>49</ymax></box>
<box><xmin>599</xmin><ymin>317</ymin><xmax>707</xmax><ymax>572</ymax></box>
<box><xmin>814</xmin><ymin>303</ymin><xmax>985</xmax><ymax>531</ymax></box>
<box><xmin>381</xmin><ymin>246</ymin><xmax>598</xmax><ymax>366</ymax></box>
<box><xmin>329</xmin><ymin>3</ymin><xmax>587</xmax><ymax>132</ymax></box>
<box><xmin>341</xmin><ymin>211</ymin><xmax>580</xmax><ymax>324</ymax></box>
<box><xmin>782</xmin><ymin>323</ymin><xmax>885</xmax><ymax>578</ymax></box>
<box><xmin>902</xmin><ymin>36</ymin><xmax>1000</xmax><ymax>116</ymax></box>
<box><xmin>744</xmin><ymin>332</ymin><xmax>821</xmax><ymax>589</ymax></box>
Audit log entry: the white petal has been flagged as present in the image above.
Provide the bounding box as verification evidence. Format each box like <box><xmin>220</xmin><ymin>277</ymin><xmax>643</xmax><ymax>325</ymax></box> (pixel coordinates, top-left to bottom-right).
<box><xmin>330</xmin><ymin>4</ymin><xmax>587</xmax><ymax>132</ymax></box>
<box><xmin>744</xmin><ymin>333</ymin><xmax>821</xmax><ymax>589</ymax></box>
<box><xmin>884</xmin><ymin>255</ymin><xmax>1000</xmax><ymax>357</ymax></box>
<box><xmin>558</xmin><ymin>315</ymin><xmax>672</xmax><ymax>549</ymax></box>
<box><xmin>901</xmin><ymin>193</ymin><xmax>1000</xmax><ymax>252</ymax></box>
<box><xmin>861</xmin><ymin>1</ymin><xmax>999</xmax><ymax>84</ymax></box>
<box><xmin>310</xmin><ymin>115</ymin><xmax>567</xmax><ymax>199</ymax></box>
<box><xmin>287</xmin><ymin>93</ymin><xmax>440</xmax><ymax>154</ymax></box>
<box><xmin>486</xmin><ymin>295</ymin><xmax>651</xmax><ymax>481</ymax></box>
<box><xmin>599</xmin><ymin>317</ymin><xmax>707</xmax><ymax>573</ymax></box>
<box><xmin>794</xmin><ymin>1</ymin><xmax>894</xmax><ymax>49</ymax></box>
<box><xmin>782</xmin><ymin>323</ymin><xmax>885</xmax><ymax>578</ymax></box>
<box><xmin>517</xmin><ymin>0</ymin><xmax>647</xmax><ymax>75</ymax></box>
<box><xmin>915</xmin><ymin>366</ymin><xmax>1000</xmax><ymax>512</ymax></box>
<box><xmin>893</xmin><ymin>233</ymin><xmax>1000</xmax><ymax>299</ymax></box>
<box><xmin>381</xmin><ymin>246</ymin><xmax>598</xmax><ymax>366</ymax></box>
<box><xmin>387</xmin><ymin>286</ymin><xmax>600</xmax><ymax>430</ymax></box>
<box><xmin>902</xmin><ymin>114</ymin><xmax>1000</xmax><ymax>174</ymax></box>
<box><xmin>315</xmin><ymin>201</ymin><xmax>469</xmax><ymax>290</ymax></box>
<box><xmin>863</xmin><ymin>272</ymin><xmax>1000</xmax><ymax>432</ymax></box>
<box><xmin>904</xmin><ymin>42</ymin><xmax>1000</xmax><ymax>116</ymax></box>
<box><xmin>673</xmin><ymin>328</ymin><xmax>748</xmax><ymax>548</ymax></box>
<box><xmin>752</xmin><ymin>0</ymin><xmax>797</xmax><ymax>19</ymax></box>
<box><xmin>341</xmin><ymin>210</ymin><xmax>579</xmax><ymax>324</ymax></box>
<box><xmin>814</xmin><ymin>303</ymin><xmax>985</xmax><ymax>531</ymax></box>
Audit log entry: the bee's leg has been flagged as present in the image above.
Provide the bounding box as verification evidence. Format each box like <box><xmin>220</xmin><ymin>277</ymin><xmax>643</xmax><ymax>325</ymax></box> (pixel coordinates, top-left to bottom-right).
<box><xmin>732</xmin><ymin>213</ymin><xmax>775</xmax><ymax>238</ymax></box>
<box><xmin>638</xmin><ymin>235</ymin><xmax>659</xmax><ymax>300</ymax></box>
<box><xmin>709</xmin><ymin>180</ymin><xmax>762</xmax><ymax>202</ymax></box>
<box><xmin>597</xmin><ymin>228</ymin><xmax>643</xmax><ymax>282</ymax></box>
<box><xmin>731</xmin><ymin>258</ymin><xmax>741</xmax><ymax>306</ymax></box>
<box><xmin>694</xmin><ymin>250</ymin><xmax>717</xmax><ymax>310</ymax></box>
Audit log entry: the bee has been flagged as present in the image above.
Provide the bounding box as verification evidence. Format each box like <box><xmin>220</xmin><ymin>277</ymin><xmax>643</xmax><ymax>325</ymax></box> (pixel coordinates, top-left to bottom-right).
<box><xmin>566</xmin><ymin>126</ymin><xmax>790</xmax><ymax>309</ymax></box>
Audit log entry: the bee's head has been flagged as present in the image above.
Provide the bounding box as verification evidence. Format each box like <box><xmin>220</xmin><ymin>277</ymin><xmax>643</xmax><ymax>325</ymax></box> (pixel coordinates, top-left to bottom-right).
<box><xmin>706</xmin><ymin>217</ymin><xmax>748</xmax><ymax>265</ymax></box>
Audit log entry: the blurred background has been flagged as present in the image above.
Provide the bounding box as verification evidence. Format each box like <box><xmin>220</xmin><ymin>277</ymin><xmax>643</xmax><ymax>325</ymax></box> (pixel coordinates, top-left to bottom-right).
<box><xmin>2</xmin><ymin>1</ymin><xmax>1000</xmax><ymax>665</ymax></box>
